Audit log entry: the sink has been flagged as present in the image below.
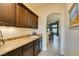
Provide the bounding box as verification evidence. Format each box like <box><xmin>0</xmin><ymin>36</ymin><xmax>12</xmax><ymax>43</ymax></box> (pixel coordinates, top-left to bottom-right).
<box><xmin>28</xmin><ymin>36</ymin><xmax>38</xmax><ymax>39</ymax></box>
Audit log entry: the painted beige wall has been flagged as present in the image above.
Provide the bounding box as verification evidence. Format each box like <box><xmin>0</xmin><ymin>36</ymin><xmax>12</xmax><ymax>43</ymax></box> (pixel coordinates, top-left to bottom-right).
<box><xmin>23</xmin><ymin>3</ymin><xmax>40</xmax><ymax>15</ymax></box>
<box><xmin>65</xmin><ymin>3</ymin><xmax>79</xmax><ymax>56</ymax></box>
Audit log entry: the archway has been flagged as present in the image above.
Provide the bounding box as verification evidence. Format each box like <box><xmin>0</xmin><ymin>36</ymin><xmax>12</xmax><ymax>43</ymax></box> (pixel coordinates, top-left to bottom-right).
<box><xmin>46</xmin><ymin>12</ymin><xmax>61</xmax><ymax>55</ymax></box>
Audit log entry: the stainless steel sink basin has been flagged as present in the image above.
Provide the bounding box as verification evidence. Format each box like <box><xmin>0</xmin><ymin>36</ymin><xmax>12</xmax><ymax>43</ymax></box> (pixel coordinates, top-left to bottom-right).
<box><xmin>28</xmin><ymin>36</ymin><xmax>38</xmax><ymax>39</ymax></box>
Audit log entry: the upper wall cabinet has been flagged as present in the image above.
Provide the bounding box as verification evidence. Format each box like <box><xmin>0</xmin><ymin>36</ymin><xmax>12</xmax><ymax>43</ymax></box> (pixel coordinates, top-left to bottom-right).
<box><xmin>0</xmin><ymin>3</ymin><xmax>16</xmax><ymax>26</ymax></box>
<box><xmin>0</xmin><ymin>3</ymin><xmax>38</xmax><ymax>28</ymax></box>
<box><xmin>28</xmin><ymin>11</ymin><xmax>38</xmax><ymax>28</ymax></box>
<box><xmin>16</xmin><ymin>3</ymin><xmax>38</xmax><ymax>28</ymax></box>
<box><xmin>16</xmin><ymin>4</ymin><xmax>26</xmax><ymax>27</ymax></box>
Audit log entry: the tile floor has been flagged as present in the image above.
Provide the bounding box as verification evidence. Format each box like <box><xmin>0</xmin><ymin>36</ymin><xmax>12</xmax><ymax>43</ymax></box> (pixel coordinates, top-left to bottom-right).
<box><xmin>38</xmin><ymin>35</ymin><xmax>60</xmax><ymax>56</ymax></box>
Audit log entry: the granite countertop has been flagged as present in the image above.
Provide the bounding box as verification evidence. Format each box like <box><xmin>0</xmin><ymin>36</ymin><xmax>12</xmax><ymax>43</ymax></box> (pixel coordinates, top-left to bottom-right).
<box><xmin>0</xmin><ymin>34</ymin><xmax>42</xmax><ymax>56</ymax></box>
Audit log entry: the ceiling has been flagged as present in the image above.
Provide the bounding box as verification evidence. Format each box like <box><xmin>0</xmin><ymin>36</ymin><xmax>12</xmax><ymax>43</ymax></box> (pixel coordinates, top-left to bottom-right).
<box><xmin>25</xmin><ymin>3</ymin><xmax>65</xmax><ymax>8</ymax></box>
<box><xmin>47</xmin><ymin>13</ymin><xmax>61</xmax><ymax>23</ymax></box>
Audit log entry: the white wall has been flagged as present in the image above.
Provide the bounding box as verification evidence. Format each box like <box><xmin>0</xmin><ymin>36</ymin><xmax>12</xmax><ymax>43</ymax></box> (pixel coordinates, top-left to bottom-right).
<box><xmin>65</xmin><ymin>3</ymin><xmax>79</xmax><ymax>56</ymax></box>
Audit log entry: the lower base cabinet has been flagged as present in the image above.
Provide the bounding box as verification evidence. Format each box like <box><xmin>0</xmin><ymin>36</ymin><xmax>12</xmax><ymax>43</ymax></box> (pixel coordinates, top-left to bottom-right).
<box><xmin>3</xmin><ymin>47</ymin><xmax>22</xmax><ymax>56</ymax></box>
<box><xmin>23</xmin><ymin>42</ymin><xmax>33</xmax><ymax>56</ymax></box>
<box><xmin>3</xmin><ymin>38</ymin><xmax>42</xmax><ymax>56</ymax></box>
<box><xmin>33</xmin><ymin>39</ymin><xmax>41</xmax><ymax>56</ymax></box>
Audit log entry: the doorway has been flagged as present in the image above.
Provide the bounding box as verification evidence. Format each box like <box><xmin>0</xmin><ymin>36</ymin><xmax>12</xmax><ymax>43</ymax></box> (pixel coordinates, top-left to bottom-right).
<box><xmin>47</xmin><ymin>21</ymin><xmax>60</xmax><ymax>56</ymax></box>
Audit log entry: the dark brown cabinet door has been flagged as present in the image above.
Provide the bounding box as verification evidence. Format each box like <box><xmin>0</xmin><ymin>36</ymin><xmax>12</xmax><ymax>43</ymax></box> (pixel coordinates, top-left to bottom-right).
<box><xmin>15</xmin><ymin>3</ymin><xmax>38</xmax><ymax>28</ymax></box>
<box><xmin>27</xmin><ymin>12</ymin><xmax>33</xmax><ymax>28</ymax></box>
<box><xmin>28</xmin><ymin>12</ymin><xmax>38</xmax><ymax>28</ymax></box>
<box><xmin>3</xmin><ymin>38</ymin><xmax>42</xmax><ymax>56</ymax></box>
<box><xmin>16</xmin><ymin>4</ymin><xmax>26</xmax><ymax>27</ymax></box>
<box><xmin>23</xmin><ymin>42</ymin><xmax>33</xmax><ymax>56</ymax></box>
<box><xmin>0</xmin><ymin>3</ymin><xmax>38</xmax><ymax>28</ymax></box>
<box><xmin>0</xmin><ymin>3</ymin><xmax>16</xmax><ymax>26</ymax></box>
<box><xmin>33</xmin><ymin>39</ymin><xmax>41</xmax><ymax>56</ymax></box>
<box><xmin>3</xmin><ymin>47</ymin><xmax>22</xmax><ymax>56</ymax></box>
<box><xmin>32</xmin><ymin>15</ymin><xmax>38</xmax><ymax>28</ymax></box>
<box><xmin>25</xmin><ymin>9</ymin><xmax>29</xmax><ymax>27</ymax></box>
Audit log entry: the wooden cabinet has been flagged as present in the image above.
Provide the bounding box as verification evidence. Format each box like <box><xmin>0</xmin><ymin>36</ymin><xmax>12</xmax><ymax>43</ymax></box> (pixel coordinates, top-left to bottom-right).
<box><xmin>0</xmin><ymin>3</ymin><xmax>38</xmax><ymax>28</ymax></box>
<box><xmin>33</xmin><ymin>39</ymin><xmax>42</xmax><ymax>56</ymax></box>
<box><xmin>28</xmin><ymin>12</ymin><xmax>38</xmax><ymax>28</ymax></box>
<box><xmin>3</xmin><ymin>42</ymin><xmax>34</xmax><ymax>56</ymax></box>
<box><xmin>16</xmin><ymin>3</ymin><xmax>38</xmax><ymax>28</ymax></box>
<box><xmin>28</xmin><ymin>12</ymin><xmax>34</xmax><ymax>28</ymax></box>
<box><xmin>23</xmin><ymin>42</ymin><xmax>33</xmax><ymax>56</ymax></box>
<box><xmin>3</xmin><ymin>38</ymin><xmax>42</xmax><ymax>56</ymax></box>
<box><xmin>32</xmin><ymin>14</ymin><xmax>38</xmax><ymax>28</ymax></box>
<box><xmin>25</xmin><ymin>9</ymin><xmax>29</xmax><ymax>27</ymax></box>
<box><xmin>16</xmin><ymin>4</ymin><xmax>26</xmax><ymax>27</ymax></box>
<box><xmin>3</xmin><ymin>47</ymin><xmax>22</xmax><ymax>56</ymax></box>
<box><xmin>23</xmin><ymin>38</ymin><xmax>42</xmax><ymax>56</ymax></box>
<box><xmin>0</xmin><ymin>3</ymin><xmax>16</xmax><ymax>26</ymax></box>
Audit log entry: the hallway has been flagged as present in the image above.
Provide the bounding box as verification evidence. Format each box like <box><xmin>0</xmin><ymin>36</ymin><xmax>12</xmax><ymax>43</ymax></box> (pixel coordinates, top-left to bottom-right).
<box><xmin>38</xmin><ymin>35</ymin><xmax>59</xmax><ymax>56</ymax></box>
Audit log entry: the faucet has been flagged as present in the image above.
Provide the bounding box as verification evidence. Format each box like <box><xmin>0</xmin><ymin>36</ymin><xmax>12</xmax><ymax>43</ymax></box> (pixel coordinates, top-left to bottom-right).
<box><xmin>0</xmin><ymin>30</ymin><xmax>5</xmax><ymax>45</ymax></box>
<box><xmin>31</xmin><ymin>32</ymin><xmax>36</xmax><ymax>36</ymax></box>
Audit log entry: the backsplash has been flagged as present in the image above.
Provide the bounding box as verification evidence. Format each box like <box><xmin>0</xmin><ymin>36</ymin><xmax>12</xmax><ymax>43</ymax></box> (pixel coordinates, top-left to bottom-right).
<box><xmin>0</xmin><ymin>26</ymin><xmax>37</xmax><ymax>39</ymax></box>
